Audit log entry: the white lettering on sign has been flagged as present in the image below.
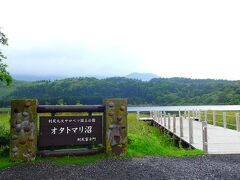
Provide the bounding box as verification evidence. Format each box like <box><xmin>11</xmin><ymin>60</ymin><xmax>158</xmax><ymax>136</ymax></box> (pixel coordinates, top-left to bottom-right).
<box><xmin>77</xmin><ymin>137</ymin><xmax>97</xmax><ymax>142</ymax></box>
<box><xmin>50</xmin><ymin>126</ymin><xmax>93</xmax><ymax>135</ymax></box>
<box><xmin>48</xmin><ymin>118</ymin><xmax>97</xmax><ymax>124</ymax></box>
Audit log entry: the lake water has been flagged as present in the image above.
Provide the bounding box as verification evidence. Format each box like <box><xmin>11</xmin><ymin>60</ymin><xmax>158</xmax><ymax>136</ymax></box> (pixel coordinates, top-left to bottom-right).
<box><xmin>127</xmin><ymin>105</ymin><xmax>240</xmax><ymax>112</ymax></box>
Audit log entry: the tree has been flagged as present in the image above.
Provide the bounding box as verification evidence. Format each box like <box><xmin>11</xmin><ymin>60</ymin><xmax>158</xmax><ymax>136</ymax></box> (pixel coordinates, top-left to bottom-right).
<box><xmin>0</xmin><ymin>29</ymin><xmax>12</xmax><ymax>85</ymax></box>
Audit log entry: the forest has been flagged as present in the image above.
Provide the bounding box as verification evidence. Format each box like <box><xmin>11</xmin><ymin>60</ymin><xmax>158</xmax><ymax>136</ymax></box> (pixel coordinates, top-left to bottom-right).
<box><xmin>0</xmin><ymin>77</ymin><xmax>240</xmax><ymax>106</ymax></box>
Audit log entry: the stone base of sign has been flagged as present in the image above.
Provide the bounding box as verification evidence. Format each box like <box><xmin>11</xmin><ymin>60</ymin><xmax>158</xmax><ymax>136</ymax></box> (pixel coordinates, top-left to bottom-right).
<box><xmin>104</xmin><ymin>99</ymin><xmax>128</xmax><ymax>155</ymax></box>
<box><xmin>9</xmin><ymin>98</ymin><xmax>128</xmax><ymax>160</ymax></box>
<box><xmin>10</xmin><ymin>100</ymin><xmax>38</xmax><ymax>161</ymax></box>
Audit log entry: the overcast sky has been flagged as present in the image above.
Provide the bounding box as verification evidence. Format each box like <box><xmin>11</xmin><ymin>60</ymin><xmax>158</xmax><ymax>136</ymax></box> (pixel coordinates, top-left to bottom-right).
<box><xmin>0</xmin><ymin>0</ymin><xmax>240</xmax><ymax>79</ymax></box>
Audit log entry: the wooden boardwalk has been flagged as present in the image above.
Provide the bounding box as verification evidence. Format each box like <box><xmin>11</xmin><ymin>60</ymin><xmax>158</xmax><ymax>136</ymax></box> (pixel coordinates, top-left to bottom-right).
<box><xmin>149</xmin><ymin>114</ymin><xmax>240</xmax><ymax>154</ymax></box>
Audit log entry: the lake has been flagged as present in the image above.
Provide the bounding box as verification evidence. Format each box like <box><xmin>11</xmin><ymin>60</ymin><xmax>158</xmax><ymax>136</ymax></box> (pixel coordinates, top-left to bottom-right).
<box><xmin>127</xmin><ymin>105</ymin><xmax>240</xmax><ymax>112</ymax></box>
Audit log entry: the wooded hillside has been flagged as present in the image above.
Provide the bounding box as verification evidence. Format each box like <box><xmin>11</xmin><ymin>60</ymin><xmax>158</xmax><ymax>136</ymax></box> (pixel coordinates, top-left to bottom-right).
<box><xmin>0</xmin><ymin>77</ymin><xmax>240</xmax><ymax>106</ymax></box>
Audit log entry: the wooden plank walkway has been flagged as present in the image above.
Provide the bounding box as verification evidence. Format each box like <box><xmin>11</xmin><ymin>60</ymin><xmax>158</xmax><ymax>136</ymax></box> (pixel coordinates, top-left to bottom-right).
<box><xmin>152</xmin><ymin>116</ymin><xmax>240</xmax><ymax>154</ymax></box>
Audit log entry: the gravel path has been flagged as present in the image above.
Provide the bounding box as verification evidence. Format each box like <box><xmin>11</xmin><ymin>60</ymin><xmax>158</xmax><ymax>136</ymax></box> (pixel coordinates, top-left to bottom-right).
<box><xmin>1</xmin><ymin>155</ymin><xmax>240</xmax><ymax>180</ymax></box>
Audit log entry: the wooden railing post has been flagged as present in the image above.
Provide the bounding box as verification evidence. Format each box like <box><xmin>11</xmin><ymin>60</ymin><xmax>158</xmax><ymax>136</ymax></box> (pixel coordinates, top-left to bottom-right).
<box><xmin>168</xmin><ymin>113</ymin><xmax>171</xmax><ymax>130</ymax></box>
<box><xmin>164</xmin><ymin>112</ymin><xmax>166</xmax><ymax>127</ymax></box>
<box><xmin>223</xmin><ymin>112</ymin><xmax>227</xmax><ymax>128</ymax></box>
<box><xmin>160</xmin><ymin>111</ymin><xmax>163</xmax><ymax>125</ymax></box>
<box><xmin>236</xmin><ymin>113</ymin><xmax>239</xmax><ymax>131</ymax></box>
<box><xmin>199</xmin><ymin>110</ymin><xmax>201</xmax><ymax>121</ymax></box>
<box><xmin>213</xmin><ymin>112</ymin><xmax>216</xmax><ymax>126</ymax></box>
<box><xmin>189</xmin><ymin>117</ymin><xmax>193</xmax><ymax>144</ymax></box>
<box><xmin>173</xmin><ymin>114</ymin><xmax>176</xmax><ymax>133</ymax></box>
<box><xmin>202</xmin><ymin>121</ymin><xmax>208</xmax><ymax>154</ymax></box>
<box><xmin>153</xmin><ymin>111</ymin><xmax>156</xmax><ymax>122</ymax></box>
<box><xmin>204</xmin><ymin>111</ymin><xmax>208</xmax><ymax>122</ymax></box>
<box><xmin>178</xmin><ymin>110</ymin><xmax>181</xmax><ymax>118</ymax></box>
<box><xmin>137</xmin><ymin>111</ymin><xmax>140</xmax><ymax>120</ymax></box>
<box><xmin>180</xmin><ymin>116</ymin><xmax>183</xmax><ymax>137</ymax></box>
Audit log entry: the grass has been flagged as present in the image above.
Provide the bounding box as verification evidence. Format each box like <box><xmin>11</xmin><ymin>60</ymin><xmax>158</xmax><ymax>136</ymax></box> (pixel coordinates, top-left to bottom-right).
<box><xmin>0</xmin><ymin>108</ymin><xmax>10</xmax><ymax>113</ymax></box>
<box><xmin>0</xmin><ymin>113</ymin><xmax>10</xmax><ymax>145</ymax></box>
<box><xmin>127</xmin><ymin>113</ymin><xmax>202</xmax><ymax>157</ymax></box>
<box><xmin>0</xmin><ymin>113</ymin><xmax>10</xmax><ymax>131</ymax></box>
<box><xmin>0</xmin><ymin>112</ymin><xmax>203</xmax><ymax>170</ymax></box>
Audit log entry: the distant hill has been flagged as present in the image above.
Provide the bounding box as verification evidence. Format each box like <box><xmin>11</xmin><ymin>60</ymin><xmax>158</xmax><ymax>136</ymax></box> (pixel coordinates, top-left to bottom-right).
<box><xmin>12</xmin><ymin>72</ymin><xmax>159</xmax><ymax>82</ymax></box>
<box><xmin>125</xmin><ymin>72</ymin><xmax>159</xmax><ymax>81</ymax></box>
<box><xmin>1</xmin><ymin>76</ymin><xmax>240</xmax><ymax>107</ymax></box>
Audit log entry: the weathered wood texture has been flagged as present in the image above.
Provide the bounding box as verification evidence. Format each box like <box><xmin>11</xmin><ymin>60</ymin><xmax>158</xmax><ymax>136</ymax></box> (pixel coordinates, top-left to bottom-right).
<box><xmin>37</xmin><ymin>105</ymin><xmax>105</xmax><ymax>113</ymax></box>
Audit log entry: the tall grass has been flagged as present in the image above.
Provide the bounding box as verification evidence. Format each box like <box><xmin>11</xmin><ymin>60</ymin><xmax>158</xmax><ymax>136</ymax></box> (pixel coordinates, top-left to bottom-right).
<box><xmin>0</xmin><ymin>113</ymin><xmax>10</xmax><ymax>142</ymax></box>
<box><xmin>127</xmin><ymin>113</ymin><xmax>202</xmax><ymax>157</ymax></box>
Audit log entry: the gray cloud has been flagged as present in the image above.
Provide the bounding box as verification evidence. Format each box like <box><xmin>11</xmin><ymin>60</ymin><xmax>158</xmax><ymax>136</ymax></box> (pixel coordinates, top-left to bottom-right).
<box><xmin>6</xmin><ymin>42</ymin><xmax>140</xmax><ymax>77</ymax></box>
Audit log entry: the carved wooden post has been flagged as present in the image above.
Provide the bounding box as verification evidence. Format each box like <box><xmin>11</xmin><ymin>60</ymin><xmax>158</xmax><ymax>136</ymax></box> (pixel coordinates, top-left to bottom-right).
<box><xmin>180</xmin><ymin>116</ymin><xmax>183</xmax><ymax>137</ymax></box>
<box><xmin>223</xmin><ymin>112</ymin><xmax>226</xmax><ymax>128</ymax></box>
<box><xmin>202</xmin><ymin>121</ymin><xmax>208</xmax><ymax>154</ymax></box>
<box><xmin>236</xmin><ymin>113</ymin><xmax>239</xmax><ymax>131</ymax></box>
<box><xmin>104</xmin><ymin>99</ymin><xmax>127</xmax><ymax>155</ymax></box>
<box><xmin>213</xmin><ymin>112</ymin><xmax>216</xmax><ymax>126</ymax></box>
<box><xmin>10</xmin><ymin>99</ymin><xmax>38</xmax><ymax>161</ymax></box>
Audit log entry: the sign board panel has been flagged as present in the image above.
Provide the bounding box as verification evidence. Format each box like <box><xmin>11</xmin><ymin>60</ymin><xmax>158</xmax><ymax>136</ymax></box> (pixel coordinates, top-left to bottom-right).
<box><xmin>38</xmin><ymin>116</ymin><xmax>102</xmax><ymax>147</ymax></box>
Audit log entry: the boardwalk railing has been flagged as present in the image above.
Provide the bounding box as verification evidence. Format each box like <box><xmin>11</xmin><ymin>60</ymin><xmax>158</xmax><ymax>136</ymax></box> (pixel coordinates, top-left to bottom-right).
<box><xmin>199</xmin><ymin>111</ymin><xmax>240</xmax><ymax>131</ymax></box>
<box><xmin>139</xmin><ymin>110</ymin><xmax>209</xmax><ymax>153</ymax></box>
<box><xmin>137</xmin><ymin>109</ymin><xmax>240</xmax><ymax>154</ymax></box>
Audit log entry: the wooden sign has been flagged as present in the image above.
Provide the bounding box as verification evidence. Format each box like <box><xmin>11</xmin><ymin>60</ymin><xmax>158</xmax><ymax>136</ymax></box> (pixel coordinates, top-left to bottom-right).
<box><xmin>38</xmin><ymin>116</ymin><xmax>102</xmax><ymax>147</ymax></box>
